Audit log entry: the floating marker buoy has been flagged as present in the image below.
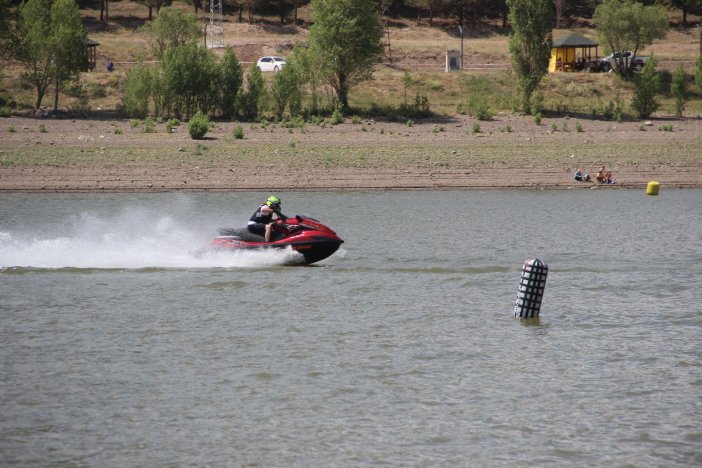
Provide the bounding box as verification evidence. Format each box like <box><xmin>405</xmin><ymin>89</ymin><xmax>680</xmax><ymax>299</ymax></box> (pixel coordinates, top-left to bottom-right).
<box><xmin>514</xmin><ymin>258</ymin><xmax>548</xmax><ymax>319</ymax></box>
<box><xmin>646</xmin><ymin>180</ymin><xmax>660</xmax><ymax>196</ymax></box>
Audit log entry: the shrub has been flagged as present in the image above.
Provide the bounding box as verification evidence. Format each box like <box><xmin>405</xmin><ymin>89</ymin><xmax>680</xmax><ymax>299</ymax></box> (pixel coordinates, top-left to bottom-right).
<box><xmin>351</xmin><ymin>115</ymin><xmax>362</xmax><ymax>124</ymax></box>
<box><xmin>671</xmin><ymin>65</ymin><xmax>686</xmax><ymax>118</ymax></box>
<box><xmin>233</xmin><ymin>125</ymin><xmax>244</xmax><ymax>140</ymax></box>
<box><xmin>472</xmin><ymin>122</ymin><xmax>480</xmax><ymax>133</ymax></box>
<box><xmin>39</xmin><ymin>124</ymin><xmax>47</xmax><ymax>133</ymax></box>
<box><xmin>530</xmin><ymin>90</ymin><xmax>544</xmax><ymax>116</ymax></box>
<box><xmin>330</xmin><ymin>108</ymin><xmax>343</xmax><ymax>125</ymax></box>
<box><xmin>114</xmin><ymin>128</ymin><xmax>123</xmax><ymax>134</ymax></box>
<box><xmin>534</xmin><ymin>112</ymin><xmax>542</xmax><ymax>125</ymax></box>
<box><xmin>550</xmin><ymin>123</ymin><xmax>558</xmax><ymax>133</ymax></box>
<box><xmin>457</xmin><ymin>93</ymin><xmax>492</xmax><ymax>120</ymax></box>
<box><xmin>8</xmin><ymin>125</ymin><xmax>16</xmax><ymax>132</ymax></box>
<box><xmin>130</xmin><ymin>119</ymin><xmax>140</xmax><ymax>128</ymax></box>
<box><xmin>575</xmin><ymin>121</ymin><xmax>583</xmax><ymax>133</ymax></box>
<box><xmin>187</xmin><ymin>111</ymin><xmax>210</xmax><ymax>139</ymax></box>
<box><xmin>166</xmin><ymin>118</ymin><xmax>180</xmax><ymax>133</ymax></box>
<box><xmin>696</xmin><ymin>56</ymin><xmax>702</xmax><ymax>93</ymax></box>
<box><xmin>406</xmin><ymin>119</ymin><xmax>414</xmax><ymax>127</ymax></box>
<box><xmin>144</xmin><ymin>116</ymin><xmax>156</xmax><ymax>133</ymax></box>
<box><xmin>0</xmin><ymin>106</ymin><xmax>11</xmax><ymax>117</ymax></box>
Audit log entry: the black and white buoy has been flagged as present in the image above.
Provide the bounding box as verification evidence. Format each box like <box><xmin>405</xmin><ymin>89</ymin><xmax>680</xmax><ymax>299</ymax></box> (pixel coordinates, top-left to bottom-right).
<box><xmin>514</xmin><ymin>258</ymin><xmax>548</xmax><ymax>318</ymax></box>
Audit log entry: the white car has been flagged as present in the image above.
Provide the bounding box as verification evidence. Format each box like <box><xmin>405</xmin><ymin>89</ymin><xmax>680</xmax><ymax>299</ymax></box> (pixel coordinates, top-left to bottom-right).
<box><xmin>256</xmin><ymin>56</ymin><xmax>286</xmax><ymax>72</ymax></box>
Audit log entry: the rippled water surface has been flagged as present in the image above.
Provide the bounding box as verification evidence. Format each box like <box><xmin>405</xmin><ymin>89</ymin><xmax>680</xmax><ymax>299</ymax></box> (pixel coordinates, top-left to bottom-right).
<box><xmin>1</xmin><ymin>190</ymin><xmax>701</xmax><ymax>466</ymax></box>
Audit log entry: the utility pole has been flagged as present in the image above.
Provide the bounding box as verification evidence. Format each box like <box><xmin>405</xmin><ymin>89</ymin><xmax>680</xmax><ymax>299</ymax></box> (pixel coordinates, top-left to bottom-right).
<box><xmin>458</xmin><ymin>25</ymin><xmax>464</xmax><ymax>70</ymax></box>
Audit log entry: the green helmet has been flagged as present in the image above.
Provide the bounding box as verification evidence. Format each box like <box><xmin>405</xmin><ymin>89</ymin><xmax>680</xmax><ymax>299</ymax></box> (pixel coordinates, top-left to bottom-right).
<box><xmin>266</xmin><ymin>195</ymin><xmax>281</xmax><ymax>208</ymax></box>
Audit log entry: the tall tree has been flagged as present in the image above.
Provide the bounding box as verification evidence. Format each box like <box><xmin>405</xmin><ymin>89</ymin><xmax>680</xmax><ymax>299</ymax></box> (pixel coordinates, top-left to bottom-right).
<box><xmin>306</xmin><ymin>0</ymin><xmax>384</xmax><ymax>110</ymax></box>
<box><xmin>0</xmin><ymin>0</ymin><xmax>20</xmax><ymax>60</ymax></box>
<box><xmin>506</xmin><ymin>0</ymin><xmax>553</xmax><ymax>114</ymax></box>
<box><xmin>593</xmin><ymin>0</ymin><xmax>668</xmax><ymax>74</ymax></box>
<box><xmin>553</xmin><ymin>0</ymin><xmax>566</xmax><ymax>28</ymax></box>
<box><xmin>219</xmin><ymin>48</ymin><xmax>244</xmax><ymax>118</ymax></box>
<box><xmin>406</xmin><ymin>0</ymin><xmax>447</xmax><ymax>27</ymax></box>
<box><xmin>671</xmin><ymin>0</ymin><xmax>702</xmax><ymax>26</ymax></box>
<box><xmin>49</xmin><ymin>0</ymin><xmax>88</xmax><ymax>112</ymax></box>
<box><xmin>140</xmin><ymin>6</ymin><xmax>202</xmax><ymax>59</ymax></box>
<box><xmin>17</xmin><ymin>0</ymin><xmax>87</xmax><ymax>111</ymax></box>
<box><xmin>254</xmin><ymin>0</ymin><xmax>295</xmax><ymax>23</ymax></box>
<box><xmin>631</xmin><ymin>56</ymin><xmax>660</xmax><ymax>118</ymax></box>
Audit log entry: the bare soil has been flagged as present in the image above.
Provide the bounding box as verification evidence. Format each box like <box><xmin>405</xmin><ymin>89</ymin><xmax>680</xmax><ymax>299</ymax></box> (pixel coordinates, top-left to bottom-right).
<box><xmin>1</xmin><ymin>113</ymin><xmax>700</xmax><ymax>192</ymax></box>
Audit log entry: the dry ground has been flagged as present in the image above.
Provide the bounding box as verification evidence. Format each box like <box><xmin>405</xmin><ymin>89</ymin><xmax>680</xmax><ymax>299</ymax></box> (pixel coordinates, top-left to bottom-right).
<box><xmin>1</xmin><ymin>113</ymin><xmax>700</xmax><ymax>192</ymax></box>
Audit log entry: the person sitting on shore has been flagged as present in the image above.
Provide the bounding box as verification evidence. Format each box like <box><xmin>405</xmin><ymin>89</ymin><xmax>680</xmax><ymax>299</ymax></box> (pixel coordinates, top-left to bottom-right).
<box><xmin>595</xmin><ymin>166</ymin><xmax>606</xmax><ymax>183</ymax></box>
<box><xmin>605</xmin><ymin>171</ymin><xmax>615</xmax><ymax>184</ymax></box>
<box><xmin>574</xmin><ymin>168</ymin><xmax>591</xmax><ymax>182</ymax></box>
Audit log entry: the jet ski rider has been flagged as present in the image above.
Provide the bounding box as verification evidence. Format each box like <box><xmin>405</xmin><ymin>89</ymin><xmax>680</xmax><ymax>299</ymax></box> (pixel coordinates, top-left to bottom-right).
<box><xmin>247</xmin><ymin>195</ymin><xmax>287</xmax><ymax>242</ymax></box>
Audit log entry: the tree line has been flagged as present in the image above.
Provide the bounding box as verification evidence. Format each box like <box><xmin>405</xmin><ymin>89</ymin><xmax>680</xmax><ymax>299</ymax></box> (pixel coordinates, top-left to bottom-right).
<box><xmin>2</xmin><ymin>0</ymin><xmax>702</xmax><ymax>121</ymax></box>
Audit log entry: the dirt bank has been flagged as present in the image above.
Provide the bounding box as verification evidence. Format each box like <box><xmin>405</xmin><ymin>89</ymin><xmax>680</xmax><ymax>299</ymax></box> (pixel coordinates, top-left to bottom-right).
<box><xmin>1</xmin><ymin>114</ymin><xmax>700</xmax><ymax>192</ymax></box>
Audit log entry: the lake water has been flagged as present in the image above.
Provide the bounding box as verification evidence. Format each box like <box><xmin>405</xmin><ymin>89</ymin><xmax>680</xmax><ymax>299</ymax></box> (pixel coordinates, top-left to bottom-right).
<box><xmin>1</xmin><ymin>190</ymin><xmax>701</xmax><ymax>466</ymax></box>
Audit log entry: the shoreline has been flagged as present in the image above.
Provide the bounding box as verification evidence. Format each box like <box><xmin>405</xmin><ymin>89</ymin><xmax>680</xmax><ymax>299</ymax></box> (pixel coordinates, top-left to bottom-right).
<box><xmin>1</xmin><ymin>115</ymin><xmax>701</xmax><ymax>192</ymax></box>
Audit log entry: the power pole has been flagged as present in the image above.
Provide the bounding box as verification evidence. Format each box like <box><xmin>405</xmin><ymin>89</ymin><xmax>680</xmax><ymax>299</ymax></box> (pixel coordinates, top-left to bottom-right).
<box><xmin>458</xmin><ymin>25</ymin><xmax>464</xmax><ymax>70</ymax></box>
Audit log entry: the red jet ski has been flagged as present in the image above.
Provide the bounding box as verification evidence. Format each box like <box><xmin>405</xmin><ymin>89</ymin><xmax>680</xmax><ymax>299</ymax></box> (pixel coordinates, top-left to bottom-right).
<box><xmin>211</xmin><ymin>215</ymin><xmax>344</xmax><ymax>264</ymax></box>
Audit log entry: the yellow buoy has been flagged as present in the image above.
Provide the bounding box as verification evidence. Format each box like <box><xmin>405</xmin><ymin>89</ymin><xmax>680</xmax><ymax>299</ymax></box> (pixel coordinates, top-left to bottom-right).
<box><xmin>646</xmin><ymin>180</ymin><xmax>660</xmax><ymax>196</ymax></box>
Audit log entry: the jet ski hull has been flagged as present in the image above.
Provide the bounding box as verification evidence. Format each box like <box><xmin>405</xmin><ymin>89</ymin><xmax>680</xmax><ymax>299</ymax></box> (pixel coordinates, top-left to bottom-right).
<box><xmin>211</xmin><ymin>215</ymin><xmax>343</xmax><ymax>265</ymax></box>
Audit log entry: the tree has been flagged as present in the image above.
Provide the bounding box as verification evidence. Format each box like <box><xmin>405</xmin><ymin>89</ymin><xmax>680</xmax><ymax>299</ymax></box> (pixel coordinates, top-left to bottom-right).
<box><xmin>253</xmin><ymin>0</ymin><xmax>295</xmax><ymax>23</ymax></box>
<box><xmin>17</xmin><ymin>0</ymin><xmax>87</xmax><ymax>112</ymax></box>
<box><xmin>553</xmin><ymin>0</ymin><xmax>566</xmax><ymax>28</ymax></box>
<box><xmin>670</xmin><ymin>65</ymin><xmax>686</xmax><ymax>118</ymax></box>
<box><xmin>121</xmin><ymin>62</ymin><xmax>154</xmax><ymax>118</ymax></box>
<box><xmin>631</xmin><ymin>56</ymin><xmax>660</xmax><ymax>119</ymax></box>
<box><xmin>696</xmin><ymin>56</ymin><xmax>702</xmax><ymax>94</ymax></box>
<box><xmin>0</xmin><ymin>0</ymin><xmax>20</xmax><ymax>61</ymax></box>
<box><xmin>306</xmin><ymin>0</ymin><xmax>384</xmax><ymax>111</ymax></box>
<box><xmin>219</xmin><ymin>48</ymin><xmax>244</xmax><ymax>119</ymax></box>
<box><xmin>49</xmin><ymin>0</ymin><xmax>88</xmax><ymax>113</ymax></box>
<box><xmin>592</xmin><ymin>0</ymin><xmax>668</xmax><ymax>74</ymax></box>
<box><xmin>506</xmin><ymin>0</ymin><xmax>553</xmax><ymax>114</ymax></box>
<box><xmin>237</xmin><ymin>65</ymin><xmax>266</xmax><ymax>120</ymax></box>
<box><xmin>270</xmin><ymin>60</ymin><xmax>302</xmax><ymax>119</ymax></box>
<box><xmin>136</xmin><ymin>0</ymin><xmax>172</xmax><ymax>21</ymax></box>
<box><xmin>406</xmin><ymin>0</ymin><xmax>447</xmax><ymax>27</ymax></box>
<box><xmin>671</xmin><ymin>0</ymin><xmax>702</xmax><ymax>26</ymax></box>
<box><xmin>141</xmin><ymin>7</ymin><xmax>202</xmax><ymax>59</ymax></box>
<box><xmin>161</xmin><ymin>43</ymin><xmax>218</xmax><ymax>118</ymax></box>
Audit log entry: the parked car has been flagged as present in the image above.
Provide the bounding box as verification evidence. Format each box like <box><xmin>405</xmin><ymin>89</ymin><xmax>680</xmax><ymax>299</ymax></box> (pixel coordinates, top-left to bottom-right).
<box><xmin>256</xmin><ymin>56</ymin><xmax>286</xmax><ymax>72</ymax></box>
<box><xmin>597</xmin><ymin>51</ymin><xmax>648</xmax><ymax>72</ymax></box>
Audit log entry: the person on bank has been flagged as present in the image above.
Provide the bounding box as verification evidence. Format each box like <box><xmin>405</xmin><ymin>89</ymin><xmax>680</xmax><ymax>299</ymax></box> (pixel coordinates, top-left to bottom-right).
<box><xmin>247</xmin><ymin>195</ymin><xmax>287</xmax><ymax>242</ymax></box>
<box><xmin>596</xmin><ymin>166</ymin><xmax>606</xmax><ymax>183</ymax></box>
<box><xmin>574</xmin><ymin>168</ymin><xmax>591</xmax><ymax>182</ymax></box>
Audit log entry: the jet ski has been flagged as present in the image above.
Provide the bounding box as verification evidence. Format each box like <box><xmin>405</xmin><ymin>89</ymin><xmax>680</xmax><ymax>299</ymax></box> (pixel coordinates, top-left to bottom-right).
<box><xmin>211</xmin><ymin>215</ymin><xmax>344</xmax><ymax>264</ymax></box>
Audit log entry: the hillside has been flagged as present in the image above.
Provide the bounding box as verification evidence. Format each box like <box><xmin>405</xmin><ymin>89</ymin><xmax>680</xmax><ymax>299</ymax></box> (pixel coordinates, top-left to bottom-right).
<box><xmin>1</xmin><ymin>1</ymin><xmax>701</xmax><ymax>117</ymax></box>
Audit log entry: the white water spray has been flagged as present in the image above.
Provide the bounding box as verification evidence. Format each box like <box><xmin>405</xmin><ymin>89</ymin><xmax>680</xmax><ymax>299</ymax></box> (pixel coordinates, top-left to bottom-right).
<box><xmin>0</xmin><ymin>206</ymin><xmax>299</xmax><ymax>269</ymax></box>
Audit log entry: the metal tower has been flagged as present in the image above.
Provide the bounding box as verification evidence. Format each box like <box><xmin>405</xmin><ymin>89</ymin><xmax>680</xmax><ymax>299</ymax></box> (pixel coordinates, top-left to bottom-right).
<box><xmin>208</xmin><ymin>0</ymin><xmax>224</xmax><ymax>49</ymax></box>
